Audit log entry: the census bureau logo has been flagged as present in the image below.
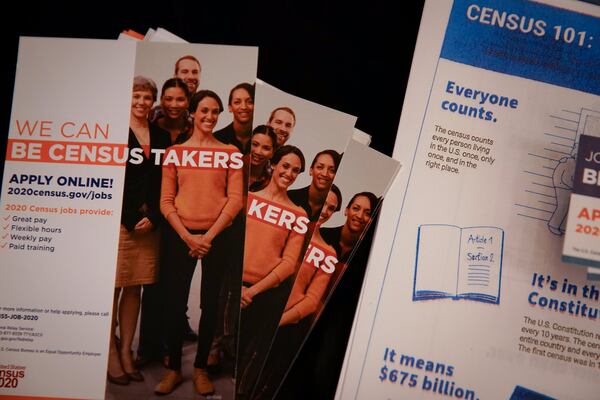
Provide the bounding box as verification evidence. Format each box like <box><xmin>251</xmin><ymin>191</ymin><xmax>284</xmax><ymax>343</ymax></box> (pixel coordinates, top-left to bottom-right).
<box><xmin>304</xmin><ymin>243</ymin><xmax>338</xmax><ymax>274</ymax></box>
<box><xmin>247</xmin><ymin>194</ymin><xmax>309</xmax><ymax>235</ymax></box>
<box><xmin>0</xmin><ymin>365</ymin><xmax>26</xmax><ymax>388</ymax></box>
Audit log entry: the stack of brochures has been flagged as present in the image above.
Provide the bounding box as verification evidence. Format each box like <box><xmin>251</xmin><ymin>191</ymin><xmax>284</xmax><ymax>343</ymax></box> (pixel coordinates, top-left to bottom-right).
<box><xmin>0</xmin><ymin>27</ymin><xmax>400</xmax><ymax>400</ymax></box>
<box><xmin>3</xmin><ymin>0</ymin><xmax>600</xmax><ymax>398</ymax></box>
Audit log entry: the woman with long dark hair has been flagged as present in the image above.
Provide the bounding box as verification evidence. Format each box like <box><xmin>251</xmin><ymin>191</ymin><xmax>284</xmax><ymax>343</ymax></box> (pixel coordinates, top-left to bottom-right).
<box><xmin>236</xmin><ymin>145</ymin><xmax>308</xmax><ymax>399</ymax></box>
<box><xmin>288</xmin><ymin>149</ymin><xmax>341</xmax><ymax>221</ymax></box>
<box><xmin>248</xmin><ymin>124</ymin><xmax>277</xmax><ymax>191</ymax></box>
<box><xmin>154</xmin><ymin>90</ymin><xmax>244</xmax><ymax>396</ymax></box>
<box><xmin>253</xmin><ymin>185</ymin><xmax>343</xmax><ymax>399</ymax></box>
<box><xmin>155</xmin><ymin>77</ymin><xmax>193</xmax><ymax>144</ymax></box>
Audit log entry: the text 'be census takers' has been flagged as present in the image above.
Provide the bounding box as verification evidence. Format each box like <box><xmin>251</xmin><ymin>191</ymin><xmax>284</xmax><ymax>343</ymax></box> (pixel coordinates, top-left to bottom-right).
<box><xmin>9</xmin><ymin>119</ymin><xmax>243</xmax><ymax>168</ymax></box>
<box><xmin>7</xmin><ymin>140</ymin><xmax>243</xmax><ymax>169</ymax></box>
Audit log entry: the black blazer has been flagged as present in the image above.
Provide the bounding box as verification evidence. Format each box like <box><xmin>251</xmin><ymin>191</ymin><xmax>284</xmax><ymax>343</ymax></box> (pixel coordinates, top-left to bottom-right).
<box><xmin>120</xmin><ymin>123</ymin><xmax>171</xmax><ymax>231</ymax></box>
<box><xmin>288</xmin><ymin>185</ymin><xmax>322</xmax><ymax>222</ymax></box>
<box><xmin>320</xmin><ymin>225</ymin><xmax>343</xmax><ymax>261</ymax></box>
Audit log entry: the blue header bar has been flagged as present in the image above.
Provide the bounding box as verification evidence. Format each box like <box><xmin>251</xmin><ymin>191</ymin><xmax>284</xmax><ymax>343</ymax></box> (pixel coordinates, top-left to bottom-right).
<box><xmin>441</xmin><ymin>0</ymin><xmax>600</xmax><ymax>96</ymax></box>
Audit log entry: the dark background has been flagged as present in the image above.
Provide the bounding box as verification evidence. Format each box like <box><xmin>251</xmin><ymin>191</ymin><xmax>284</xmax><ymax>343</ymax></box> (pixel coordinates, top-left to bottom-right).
<box><xmin>17</xmin><ymin>1</ymin><xmax>600</xmax><ymax>398</ymax></box>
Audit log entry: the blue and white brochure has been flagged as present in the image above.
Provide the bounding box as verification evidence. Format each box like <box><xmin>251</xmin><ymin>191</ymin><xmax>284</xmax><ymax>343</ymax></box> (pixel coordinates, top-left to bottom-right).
<box><xmin>336</xmin><ymin>1</ymin><xmax>600</xmax><ymax>399</ymax></box>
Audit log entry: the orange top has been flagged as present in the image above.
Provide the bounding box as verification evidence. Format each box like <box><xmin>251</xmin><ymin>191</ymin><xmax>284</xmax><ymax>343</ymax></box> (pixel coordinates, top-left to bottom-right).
<box><xmin>243</xmin><ymin>193</ymin><xmax>308</xmax><ymax>284</ymax></box>
<box><xmin>160</xmin><ymin>144</ymin><xmax>244</xmax><ymax>230</ymax></box>
<box><xmin>284</xmin><ymin>237</ymin><xmax>338</xmax><ymax>323</ymax></box>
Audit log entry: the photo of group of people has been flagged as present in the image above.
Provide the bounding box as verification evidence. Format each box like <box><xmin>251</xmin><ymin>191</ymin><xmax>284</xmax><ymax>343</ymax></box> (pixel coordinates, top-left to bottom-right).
<box><xmin>107</xmin><ymin>42</ymin><xmax>257</xmax><ymax>399</ymax></box>
<box><xmin>234</xmin><ymin>84</ymin><xmax>402</xmax><ymax>400</ymax></box>
<box><xmin>235</xmin><ymin>82</ymin><xmax>357</xmax><ymax>399</ymax></box>
<box><xmin>106</xmin><ymin>40</ymin><xmax>399</xmax><ymax>400</ymax></box>
<box><xmin>250</xmin><ymin>139</ymin><xmax>401</xmax><ymax>400</ymax></box>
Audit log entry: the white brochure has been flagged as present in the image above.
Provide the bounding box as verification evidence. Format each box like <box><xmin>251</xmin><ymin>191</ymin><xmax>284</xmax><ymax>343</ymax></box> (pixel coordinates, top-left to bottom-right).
<box><xmin>0</xmin><ymin>37</ymin><xmax>136</xmax><ymax>399</ymax></box>
<box><xmin>336</xmin><ymin>0</ymin><xmax>600</xmax><ymax>399</ymax></box>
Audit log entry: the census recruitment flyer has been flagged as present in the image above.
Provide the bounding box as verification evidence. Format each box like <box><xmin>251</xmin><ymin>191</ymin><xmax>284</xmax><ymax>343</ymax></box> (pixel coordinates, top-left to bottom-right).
<box><xmin>337</xmin><ymin>0</ymin><xmax>600</xmax><ymax>399</ymax></box>
<box><xmin>0</xmin><ymin>38</ymin><xmax>136</xmax><ymax>399</ymax></box>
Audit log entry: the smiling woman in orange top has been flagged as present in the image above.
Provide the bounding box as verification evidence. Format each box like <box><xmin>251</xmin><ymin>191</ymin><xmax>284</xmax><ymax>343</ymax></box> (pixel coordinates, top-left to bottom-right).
<box><xmin>252</xmin><ymin>184</ymin><xmax>343</xmax><ymax>400</ymax></box>
<box><xmin>155</xmin><ymin>90</ymin><xmax>243</xmax><ymax>396</ymax></box>
<box><xmin>236</xmin><ymin>145</ymin><xmax>308</xmax><ymax>399</ymax></box>
<box><xmin>281</xmin><ymin>184</ymin><xmax>342</xmax><ymax>326</ymax></box>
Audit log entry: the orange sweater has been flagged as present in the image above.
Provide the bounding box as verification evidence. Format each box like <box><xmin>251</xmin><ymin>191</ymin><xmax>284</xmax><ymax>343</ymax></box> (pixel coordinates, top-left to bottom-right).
<box><xmin>243</xmin><ymin>193</ymin><xmax>308</xmax><ymax>284</ymax></box>
<box><xmin>284</xmin><ymin>238</ymin><xmax>337</xmax><ymax>324</ymax></box>
<box><xmin>160</xmin><ymin>144</ymin><xmax>244</xmax><ymax>230</ymax></box>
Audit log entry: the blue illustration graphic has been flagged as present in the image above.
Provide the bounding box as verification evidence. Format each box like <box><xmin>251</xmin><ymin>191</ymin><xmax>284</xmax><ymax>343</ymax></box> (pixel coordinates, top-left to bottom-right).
<box><xmin>548</xmin><ymin>148</ymin><xmax>576</xmax><ymax>235</ymax></box>
<box><xmin>413</xmin><ymin>225</ymin><xmax>504</xmax><ymax>304</ymax></box>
